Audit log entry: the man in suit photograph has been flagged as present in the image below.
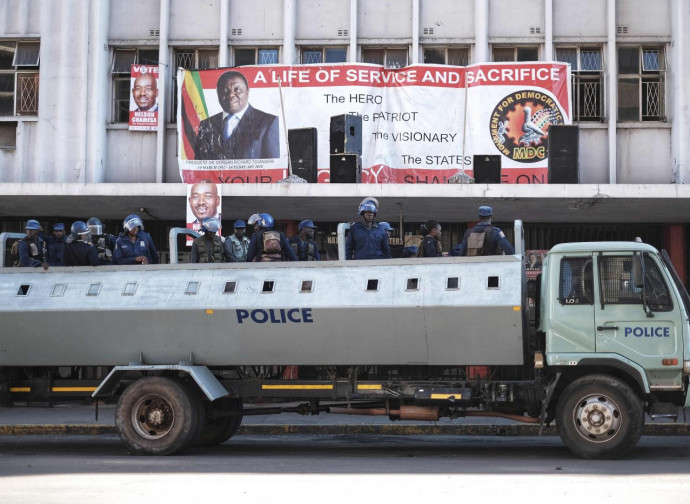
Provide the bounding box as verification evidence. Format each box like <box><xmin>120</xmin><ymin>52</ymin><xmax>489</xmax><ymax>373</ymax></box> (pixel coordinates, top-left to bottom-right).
<box><xmin>131</xmin><ymin>72</ymin><xmax>159</xmax><ymax>112</ymax></box>
<box><xmin>194</xmin><ymin>70</ymin><xmax>279</xmax><ymax>160</ymax></box>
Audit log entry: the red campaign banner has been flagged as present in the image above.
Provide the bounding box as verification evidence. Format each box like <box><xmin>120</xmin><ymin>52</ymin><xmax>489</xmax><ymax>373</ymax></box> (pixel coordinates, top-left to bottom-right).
<box><xmin>129</xmin><ymin>65</ymin><xmax>159</xmax><ymax>131</ymax></box>
<box><xmin>177</xmin><ymin>62</ymin><xmax>571</xmax><ymax>185</ymax></box>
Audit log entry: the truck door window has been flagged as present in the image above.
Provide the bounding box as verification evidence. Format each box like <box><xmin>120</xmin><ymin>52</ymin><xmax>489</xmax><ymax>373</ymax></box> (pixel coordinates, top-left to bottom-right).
<box><xmin>598</xmin><ymin>255</ymin><xmax>672</xmax><ymax>311</ymax></box>
<box><xmin>559</xmin><ymin>257</ymin><xmax>593</xmax><ymax>304</ymax></box>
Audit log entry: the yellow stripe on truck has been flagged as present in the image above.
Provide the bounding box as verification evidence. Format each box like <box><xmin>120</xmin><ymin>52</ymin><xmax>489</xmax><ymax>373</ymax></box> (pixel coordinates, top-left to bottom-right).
<box><xmin>430</xmin><ymin>393</ymin><xmax>462</xmax><ymax>400</ymax></box>
<box><xmin>261</xmin><ymin>384</ymin><xmax>333</xmax><ymax>390</ymax></box>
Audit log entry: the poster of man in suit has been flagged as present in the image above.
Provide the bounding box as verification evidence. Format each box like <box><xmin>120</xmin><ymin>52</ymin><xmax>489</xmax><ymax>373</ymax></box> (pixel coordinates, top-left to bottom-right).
<box><xmin>129</xmin><ymin>65</ymin><xmax>159</xmax><ymax>131</ymax></box>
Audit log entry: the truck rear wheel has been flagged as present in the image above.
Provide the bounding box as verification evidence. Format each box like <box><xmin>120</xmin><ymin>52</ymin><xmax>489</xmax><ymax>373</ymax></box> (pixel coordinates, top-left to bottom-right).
<box><xmin>556</xmin><ymin>374</ymin><xmax>643</xmax><ymax>459</ymax></box>
<box><xmin>115</xmin><ymin>376</ymin><xmax>202</xmax><ymax>455</ymax></box>
<box><xmin>197</xmin><ymin>397</ymin><xmax>243</xmax><ymax>447</ymax></box>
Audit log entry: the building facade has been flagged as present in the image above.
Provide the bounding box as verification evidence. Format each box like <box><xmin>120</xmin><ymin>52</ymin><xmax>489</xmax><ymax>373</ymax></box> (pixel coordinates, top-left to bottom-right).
<box><xmin>1</xmin><ymin>0</ymin><xmax>689</xmax><ymax>277</ymax></box>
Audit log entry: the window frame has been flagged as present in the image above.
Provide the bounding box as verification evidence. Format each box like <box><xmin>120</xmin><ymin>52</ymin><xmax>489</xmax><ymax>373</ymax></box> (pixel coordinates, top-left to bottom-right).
<box><xmin>492</xmin><ymin>46</ymin><xmax>539</xmax><ymax>62</ymax></box>
<box><xmin>617</xmin><ymin>45</ymin><xmax>666</xmax><ymax>122</ymax></box>
<box><xmin>232</xmin><ymin>47</ymin><xmax>280</xmax><ymax>66</ymax></box>
<box><xmin>422</xmin><ymin>46</ymin><xmax>470</xmax><ymax>66</ymax></box>
<box><xmin>556</xmin><ymin>46</ymin><xmax>604</xmax><ymax>122</ymax></box>
<box><xmin>300</xmin><ymin>46</ymin><xmax>348</xmax><ymax>65</ymax></box>
<box><xmin>0</xmin><ymin>40</ymin><xmax>40</xmax><ymax>117</ymax></box>
<box><xmin>361</xmin><ymin>46</ymin><xmax>409</xmax><ymax>69</ymax></box>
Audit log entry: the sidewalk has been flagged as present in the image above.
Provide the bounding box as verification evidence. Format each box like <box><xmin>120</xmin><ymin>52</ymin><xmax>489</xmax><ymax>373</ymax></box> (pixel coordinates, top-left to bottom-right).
<box><xmin>1</xmin><ymin>403</ymin><xmax>688</xmax><ymax>437</ymax></box>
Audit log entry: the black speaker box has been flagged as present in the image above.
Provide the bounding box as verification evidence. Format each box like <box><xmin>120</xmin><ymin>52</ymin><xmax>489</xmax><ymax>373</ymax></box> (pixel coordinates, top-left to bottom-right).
<box><xmin>330</xmin><ymin>154</ymin><xmax>362</xmax><ymax>183</ymax></box>
<box><xmin>330</xmin><ymin>114</ymin><xmax>363</xmax><ymax>155</ymax></box>
<box><xmin>473</xmin><ymin>155</ymin><xmax>502</xmax><ymax>183</ymax></box>
<box><xmin>288</xmin><ymin>128</ymin><xmax>318</xmax><ymax>183</ymax></box>
<box><xmin>548</xmin><ymin>125</ymin><xmax>579</xmax><ymax>184</ymax></box>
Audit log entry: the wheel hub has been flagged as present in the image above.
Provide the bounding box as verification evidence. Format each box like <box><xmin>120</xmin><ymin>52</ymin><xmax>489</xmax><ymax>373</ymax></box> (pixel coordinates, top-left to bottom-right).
<box><xmin>574</xmin><ymin>394</ymin><xmax>622</xmax><ymax>442</ymax></box>
<box><xmin>132</xmin><ymin>395</ymin><xmax>175</xmax><ymax>440</ymax></box>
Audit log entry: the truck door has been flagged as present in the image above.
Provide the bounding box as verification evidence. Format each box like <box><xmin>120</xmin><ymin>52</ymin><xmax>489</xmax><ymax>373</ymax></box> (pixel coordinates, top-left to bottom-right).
<box><xmin>548</xmin><ymin>254</ymin><xmax>596</xmax><ymax>353</ymax></box>
<box><xmin>594</xmin><ymin>253</ymin><xmax>683</xmax><ymax>386</ymax></box>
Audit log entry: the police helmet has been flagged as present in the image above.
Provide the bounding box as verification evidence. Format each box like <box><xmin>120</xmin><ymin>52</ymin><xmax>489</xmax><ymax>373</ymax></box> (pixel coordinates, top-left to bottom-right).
<box><xmin>87</xmin><ymin>217</ymin><xmax>103</xmax><ymax>235</ymax></box>
<box><xmin>298</xmin><ymin>220</ymin><xmax>317</xmax><ymax>231</ymax></box>
<box><xmin>201</xmin><ymin>217</ymin><xmax>221</xmax><ymax>234</ymax></box>
<box><xmin>247</xmin><ymin>213</ymin><xmax>261</xmax><ymax>226</ymax></box>
<box><xmin>234</xmin><ymin>220</ymin><xmax>246</xmax><ymax>229</ymax></box>
<box><xmin>402</xmin><ymin>245</ymin><xmax>418</xmax><ymax>257</ymax></box>
<box><xmin>358</xmin><ymin>200</ymin><xmax>378</xmax><ymax>215</ymax></box>
<box><xmin>379</xmin><ymin>221</ymin><xmax>393</xmax><ymax>232</ymax></box>
<box><xmin>71</xmin><ymin>221</ymin><xmax>90</xmax><ymax>237</ymax></box>
<box><xmin>258</xmin><ymin>213</ymin><xmax>274</xmax><ymax>229</ymax></box>
<box><xmin>123</xmin><ymin>214</ymin><xmax>144</xmax><ymax>231</ymax></box>
<box><xmin>53</xmin><ymin>223</ymin><xmax>65</xmax><ymax>231</ymax></box>
<box><xmin>25</xmin><ymin>219</ymin><xmax>40</xmax><ymax>230</ymax></box>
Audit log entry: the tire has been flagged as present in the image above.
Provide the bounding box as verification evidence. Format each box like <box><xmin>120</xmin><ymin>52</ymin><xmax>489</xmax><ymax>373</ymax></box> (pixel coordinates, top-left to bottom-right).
<box><xmin>115</xmin><ymin>376</ymin><xmax>202</xmax><ymax>455</ymax></box>
<box><xmin>555</xmin><ymin>374</ymin><xmax>644</xmax><ymax>459</ymax></box>
<box><xmin>196</xmin><ymin>397</ymin><xmax>243</xmax><ymax>447</ymax></box>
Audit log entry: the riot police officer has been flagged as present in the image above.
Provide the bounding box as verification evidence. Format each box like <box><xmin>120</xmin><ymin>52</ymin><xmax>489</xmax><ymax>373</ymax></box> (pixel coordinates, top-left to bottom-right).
<box><xmin>62</xmin><ymin>221</ymin><xmax>99</xmax><ymax>266</ymax></box>
<box><xmin>114</xmin><ymin>215</ymin><xmax>154</xmax><ymax>265</ymax></box>
<box><xmin>246</xmin><ymin>213</ymin><xmax>297</xmax><ymax>262</ymax></box>
<box><xmin>289</xmin><ymin>220</ymin><xmax>321</xmax><ymax>261</ymax></box>
<box><xmin>454</xmin><ymin>206</ymin><xmax>515</xmax><ymax>256</ymax></box>
<box><xmin>191</xmin><ymin>217</ymin><xmax>234</xmax><ymax>263</ymax></box>
<box><xmin>18</xmin><ymin>219</ymin><xmax>47</xmax><ymax>268</ymax></box>
<box><xmin>87</xmin><ymin>217</ymin><xmax>117</xmax><ymax>265</ymax></box>
<box><xmin>45</xmin><ymin>222</ymin><xmax>66</xmax><ymax>266</ymax></box>
<box><xmin>225</xmin><ymin>219</ymin><xmax>250</xmax><ymax>262</ymax></box>
<box><xmin>120</xmin><ymin>214</ymin><xmax>160</xmax><ymax>264</ymax></box>
<box><xmin>345</xmin><ymin>198</ymin><xmax>391</xmax><ymax>260</ymax></box>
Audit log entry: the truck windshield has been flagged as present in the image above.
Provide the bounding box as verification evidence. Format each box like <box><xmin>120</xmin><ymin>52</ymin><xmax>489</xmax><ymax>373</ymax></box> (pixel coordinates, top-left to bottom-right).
<box><xmin>660</xmin><ymin>249</ymin><xmax>690</xmax><ymax>317</ymax></box>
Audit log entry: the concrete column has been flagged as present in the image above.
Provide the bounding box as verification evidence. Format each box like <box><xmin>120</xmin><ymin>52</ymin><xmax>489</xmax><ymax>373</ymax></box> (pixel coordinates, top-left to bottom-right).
<box><xmin>283</xmin><ymin>0</ymin><xmax>297</xmax><ymax>64</ymax></box>
<box><xmin>156</xmin><ymin>0</ymin><xmax>170</xmax><ymax>183</ymax></box>
<box><xmin>412</xmin><ymin>0</ymin><xmax>419</xmax><ymax>64</ymax></box>
<box><xmin>671</xmin><ymin>0</ymin><xmax>689</xmax><ymax>183</ymax></box>
<box><xmin>544</xmin><ymin>0</ymin><xmax>553</xmax><ymax>60</ymax></box>
<box><xmin>219</xmin><ymin>0</ymin><xmax>229</xmax><ymax>67</ymax></box>
<box><xmin>474</xmin><ymin>0</ymin><xmax>489</xmax><ymax>63</ymax></box>
<box><xmin>86</xmin><ymin>0</ymin><xmax>110</xmax><ymax>183</ymax></box>
<box><xmin>349</xmin><ymin>0</ymin><xmax>357</xmax><ymax>63</ymax></box>
<box><xmin>606</xmin><ymin>0</ymin><xmax>617</xmax><ymax>183</ymax></box>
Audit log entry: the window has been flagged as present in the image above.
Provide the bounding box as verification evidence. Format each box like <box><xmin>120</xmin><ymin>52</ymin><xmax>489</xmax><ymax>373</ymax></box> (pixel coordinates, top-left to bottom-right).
<box><xmin>617</xmin><ymin>46</ymin><xmax>665</xmax><ymax>121</ymax></box>
<box><xmin>598</xmin><ymin>255</ymin><xmax>671</xmax><ymax>311</ymax></box>
<box><xmin>301</xmin><ymin>47</ymin><xmax>347</xmax><ymax>64</ymax></box>
<box><xmin>0</xmin><ymin>122</ymin><xmax>17</xmax><ymax>149</ymax></box>
<box><xmin>362</xmin><ymin>47</ymin><xmax>408</xmax><ymax>69</ymax></box>
<box><xmin>112</xmin><ymin>48</ymin><xmax>158</xmax><ymax>123</ymax></box>
<box><xmin>423</xmin><ymin>47</ymin><xmax>469</xmax><ymax>66</ymax></box>
<box><xmin>234</xmin><ymin>48</ymin><xmax>279</xmax><ymax>66</ymax></box>
<box><xmin>0</xmin><ymin>41</ymin><xmax>40</xmax><ymax>116</ymax></box>
<box><xmin>172</xmin><ymin>48</ymin><xmax>218</xmax><ymax>121</ymax></box>
<box><xmin>559</xmin><ymin>257</ymin><xmax>593</xmax><ymax>305</ymax></box>
<box><xmin>493</xmin><ymin>46</ymin><xmax>539</xmax><ymax>62</ymax></box>
<box><xmin>556</xmin><ymin>47</ymin><xmax>603</xmax><ymax>122</ymax></box>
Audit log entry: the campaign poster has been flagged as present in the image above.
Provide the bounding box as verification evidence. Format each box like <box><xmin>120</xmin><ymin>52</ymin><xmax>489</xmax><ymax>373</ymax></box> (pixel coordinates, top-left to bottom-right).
<box><xmin>129</xmin><ymin>65</ymin><xmax>160</xmax><ymax>131</ymax></box>
<box><xmin>525</xmin><ymin>249</ymin><xmax>548</xmax><ymax>281</ymax></box>
<box><xmin>186</xmin><ymin>181</ymin><xmax>222</xmax><ymax>246</ymax></box>
<box><xmin>177</xmin><ymin>62</ymin><xmax>571</xmax><ymax>184</ymax></box>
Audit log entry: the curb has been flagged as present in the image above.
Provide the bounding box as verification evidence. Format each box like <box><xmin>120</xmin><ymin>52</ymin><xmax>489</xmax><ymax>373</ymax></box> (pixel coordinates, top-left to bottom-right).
<box><xmin>1</xmin><ymin>423</ymin><xmax>689</xmax><ymax>436</ymax></box>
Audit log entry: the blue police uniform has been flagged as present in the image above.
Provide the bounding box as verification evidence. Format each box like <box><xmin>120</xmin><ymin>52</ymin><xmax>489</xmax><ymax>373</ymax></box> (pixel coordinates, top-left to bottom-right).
<box><xmin>18</xmin><ymin>237</ymin><xmax>46</xmax><ymax>267</ymax></box>
<box><xmin>137</xmin><ymin>230</ymin><xmax>160</xmax><ymax>264</ymax></box>
<box><xmin>454</xmin><ymin>221</ymin><xmax>515</xmax><ymax>256</ymax></box>
<box><xmin>45</xmin><ymin>234</ymin><xmax>66</xmax><ymax>266</ymax></box>
<box><xmin>345</xmin><ymin>222</ymin><xmax>391</xmax><ymax>260</ymax></box>
<box><xmin>114</xmin><ymin>233</ymin><xmax>154</xmax><ymax>265</ymax></box>
<box><xmin>288</xmin><ymin>235</ymin><xmax>321</xmax><ymax>261</ymax></box>
<box><xmin>62</xmin><ymin>240</ymin><xmax>100</xmax><ymax>266</ymax></box>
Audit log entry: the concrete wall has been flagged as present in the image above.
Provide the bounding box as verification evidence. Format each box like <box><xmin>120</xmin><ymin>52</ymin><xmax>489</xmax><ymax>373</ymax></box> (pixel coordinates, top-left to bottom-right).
<box><xmin>295</xmin><ymin>0</ymin><xmax>350</xmax><ymax>41</ymax></box>
<box><xmin>359</xmin><ymin>0</ymin><xmax>413</xmax><ymax>40</ymax></box>
<box><xmin>419</xmin><ymin>0</ymin><xmax>474</xmax><ymax>41</ymax></box>
<box><xmin>489</xmin><ymin>0</ymin><xmax>544</xmax><ymax>41</ymax></box>
<box><xmin>553</xmin><ymin>0</ymin><xmax>606</xmax><ymax>39</ymax></box>
<box><xmin>617</xmin><ymin>127</ymin><xmax>672</xmax><ymax>183</ymax></box>
<box><xmin>229</xmin><ymin>0</ymin><xmax>283</xmax><ymax>42</ymax></box>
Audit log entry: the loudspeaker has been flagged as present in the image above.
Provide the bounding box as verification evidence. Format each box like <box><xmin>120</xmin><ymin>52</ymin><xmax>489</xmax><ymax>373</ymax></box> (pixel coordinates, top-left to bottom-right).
<box><xmin>548</xmin><ymin>125</ymin><xmax>579</xmax><ymax>184</ymax></box>
<box><xmin>288</xmin><ymin>128</ymin><xmax>317</xmax><ymax>183</ymax></box>
<box><xmin>330</xmin><ymin>154</ymin><xmax>362</xmax><ymax>183</ymax></box>
<box><xmin>473</xmin><ymin>155</ymin><xmax>502</xmax><ymax>183</ymax></box>
<box><xmin>330</xmin><ymin>114</ymin><xmax>363</xmax><ymax>155</ymax></box>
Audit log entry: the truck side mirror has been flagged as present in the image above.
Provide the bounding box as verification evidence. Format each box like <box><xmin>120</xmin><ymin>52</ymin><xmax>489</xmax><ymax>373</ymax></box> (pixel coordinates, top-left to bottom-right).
<box><xmin>632</xmin><ymin>254</ymin><xmax>644</xmax><ymax>288</ymax></box>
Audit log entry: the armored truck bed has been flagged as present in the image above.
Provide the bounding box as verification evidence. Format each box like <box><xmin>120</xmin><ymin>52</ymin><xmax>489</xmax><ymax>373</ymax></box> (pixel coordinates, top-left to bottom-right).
<box><xmin>0</xmin><ymin>256</ymin><xmax>527</xmax><ymax>367</ymax></box>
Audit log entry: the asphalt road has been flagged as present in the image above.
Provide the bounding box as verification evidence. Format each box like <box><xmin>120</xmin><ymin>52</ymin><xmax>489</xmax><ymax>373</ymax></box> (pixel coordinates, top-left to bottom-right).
<box><xmin>1</xmin><ymin>434</ymin><xmax>690</xmax><ymax>503</ymax></box>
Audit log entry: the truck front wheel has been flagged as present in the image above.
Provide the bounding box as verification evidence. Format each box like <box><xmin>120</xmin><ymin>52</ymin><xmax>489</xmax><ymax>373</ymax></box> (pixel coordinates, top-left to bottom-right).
<box><xmin>555</xmin><ymin>374</ymin><xmax>643</xmax><ymax>459</ymax></box>
<box><xmin>115</xmin><ymin>376</ymin><xmax>202</xmax><ymax>455</ymax></box>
